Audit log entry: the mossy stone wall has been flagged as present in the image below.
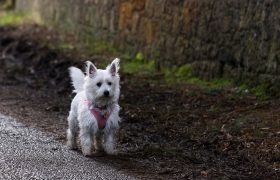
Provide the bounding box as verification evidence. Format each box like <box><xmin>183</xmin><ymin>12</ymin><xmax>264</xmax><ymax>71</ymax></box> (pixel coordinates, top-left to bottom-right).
<box><xmin>15</xmin><ymin>0</ymin><xmax>280</xmax><ymax>86</ymax></box>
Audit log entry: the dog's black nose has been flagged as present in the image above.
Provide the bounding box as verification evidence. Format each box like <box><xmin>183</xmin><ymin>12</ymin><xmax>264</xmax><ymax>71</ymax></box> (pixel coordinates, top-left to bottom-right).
<box><xmin>104</xmin><ymin>90</ymin><xmax>110</xmax><ymax>97</ymax></box>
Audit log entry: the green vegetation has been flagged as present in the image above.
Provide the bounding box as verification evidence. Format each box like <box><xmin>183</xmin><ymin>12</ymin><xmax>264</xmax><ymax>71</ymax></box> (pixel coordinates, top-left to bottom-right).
<box><xmin>0</xmin><ymin>11</ymin><xmax>32</xmax><ymax>25</ymax></box>
<box><xmin>239</xmin><ymin>83</ymin><xmax>276</xmax><ymax>100</ymax></box>
<box><xmin>123</xmin><ymin>60</ymin><xmax>156</xmax><ymax>74</ymax></box>
<box><xmin>163</xmin><ymin>64</ymin><xmax>233</xmax><ymax>90</ymax></box>
<box><xmin>164</xmin><ymin>64</ymin><xmax>192</xmax><ymax>81</ymax></box>
<box><xmin>83</xmin><ymin>40</ymin><xmax>118</xmax><ymax>55</ymax></box>
<box><xmin>120</xmin><ymin>53</ymin><xmax>234</xmax><ymax>90</ymax></box>
<box><xmin>121</xmin><ymin>53</ymin><xmax>275</xmax><ymax>98</ymax></box>
<box><xmin>135</xmin><ymin>52</ymin><xmax>144</xmax><ymax>62</ymax></box>
<box><xmin>122</xmin><ymin>54</ymin><xmax>156</xmax><ymax>74</ymax></box>
<box><xmin>250</xmin><ymin>84</ymin><xmax>271</xmax><ymax>100</ymax></box>
<box><xmin>188</xmin><ymin>78</ymin><xmax>233</xmax><ymax>89</ymax></box>
<box><xmin>121</xmin><ymin>54</ymin><xmax>278</xmax><ymax>99</ymax></box>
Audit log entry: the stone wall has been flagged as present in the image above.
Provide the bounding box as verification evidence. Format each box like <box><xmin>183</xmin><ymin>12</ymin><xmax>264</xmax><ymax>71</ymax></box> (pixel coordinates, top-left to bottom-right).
<box><xmin>15</xmin><ymin>0</ymin><xmax>280</xmax><ymax>85</ymax></box>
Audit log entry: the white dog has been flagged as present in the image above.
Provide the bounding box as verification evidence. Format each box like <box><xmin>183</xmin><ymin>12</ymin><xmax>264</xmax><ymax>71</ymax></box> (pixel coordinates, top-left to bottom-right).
<box><xmin>67</xmin><ymin>58</ymin><xmax>121</xmax><ymax>156</ymax></box>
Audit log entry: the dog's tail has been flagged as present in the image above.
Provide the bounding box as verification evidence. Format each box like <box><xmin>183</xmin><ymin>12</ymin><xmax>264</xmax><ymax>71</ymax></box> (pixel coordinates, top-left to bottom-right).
<box><xmin>69</xmin><ymin>67</ymin><xmax>85</xmax><ymax>93</ymax></box>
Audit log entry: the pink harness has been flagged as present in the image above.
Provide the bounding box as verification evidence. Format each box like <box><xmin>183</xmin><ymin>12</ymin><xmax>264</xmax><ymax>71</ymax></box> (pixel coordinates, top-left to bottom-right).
<box><xmin>84</xmin><ymin>100</ymin><xmax>111</xmax><ymax>129</ymax></box>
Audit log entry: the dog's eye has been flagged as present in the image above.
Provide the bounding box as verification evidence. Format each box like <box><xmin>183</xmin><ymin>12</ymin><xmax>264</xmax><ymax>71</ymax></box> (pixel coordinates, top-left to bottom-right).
<box><xmin>96</xmin><ymin>82</ymin><xmax>102</xmax><ymax>87</ymax></box>
<box><xmin>108</xmin><ymin>82</ymin><xmax>112</xmax><ymax>86</ymax></box>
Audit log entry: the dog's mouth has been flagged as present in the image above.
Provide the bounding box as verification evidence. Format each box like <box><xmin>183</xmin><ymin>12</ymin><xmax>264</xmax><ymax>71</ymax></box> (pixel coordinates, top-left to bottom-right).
<box><xmin>99</xmin><ymin>96</ymin><xmax>110</xmax><ymax>101</ymax></box>
<box><xmin>98</xmin><ymin>96</ymin><xmax>113</xmax><ymax>103</ymax></box>
<box><xmin>94</xmin><ymin>97</ymin><xmax>113</xmax><ymax>109</ymax></box>
<box><xmin>100</xmin><ymin>95</ymin><xmax>111</xmax><ymax>99</ymax></box>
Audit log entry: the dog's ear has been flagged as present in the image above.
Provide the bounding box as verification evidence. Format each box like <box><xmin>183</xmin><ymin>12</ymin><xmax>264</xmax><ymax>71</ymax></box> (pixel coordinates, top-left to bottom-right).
<box><xmin>86</xmin><ymin>61</ymin><xmax>97</xmax><ymax>78</ymax></box>
<box><xmin>109</xmin><ymin>58</ymin><xmax>120</xmax><ymax>76</ymax></box>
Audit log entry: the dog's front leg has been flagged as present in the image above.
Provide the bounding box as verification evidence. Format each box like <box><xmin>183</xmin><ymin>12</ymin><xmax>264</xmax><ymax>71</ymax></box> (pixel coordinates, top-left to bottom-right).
<box><xmin>80</xmin><ymin>127</ymin><xmax>94</xmax><ymax>157</ymax></box>
<box><xmin>103</xmin><ymin>130</ymin><xmax>117</xmax><ymax>155</ymax></box>
<box><xmin>94</xmin><ymin>132</ymin><xmax>104</xmax><ymax>153</ymax></box>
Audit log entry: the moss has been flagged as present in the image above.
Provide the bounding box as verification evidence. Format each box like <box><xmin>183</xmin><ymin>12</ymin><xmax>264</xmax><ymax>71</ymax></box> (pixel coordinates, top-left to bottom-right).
<box><xmin>122</xmin><ymin>53</ymin><xmax>156</xmax><ymax>74</ymax></box>
<box><xmin>81</xmin><ymin>38</ymin><xmax>118</xmax><ymax>56</ymax></box>
<box><xmin>122</xmin><ymin>59</ymin><xmax>233</xmax><ymax>91</ymax></box>
<box><xmin>135</xmin><ymin>52</ymin><xmax>144</xmax><ymax>62</ymax></box>
<box><xmin>188</xmin><ymin>78</ymin><xmax>233</xmax><ymax>90</ymax></box>
<box><xmin>239</xmin><ymin>84</ymin><xmax>249</xmax><ymax>91</ymax></box>
<box><xmin>233</xmin><ymin>83</ymin><xmax>274</xmax><ymax>100</ymax></box>
<box><xmin>0</xmin><ymin>11</ymin><xmax>32</xmax><ymax>25</ymax></box>
<box><xmin>176</xmin><ymin>64</ymin><xmax>192</xmax><ymax>79</ymax></box>
<box><xmin>163</xmin><ymin>64</ymin><xmax>233</xmax><ymax>90</ymax></box>
<box><xmin>251</xmin><ymin>84</ymin><xmax>270</xmax><ymax>100</ymax></box>
<box><xmin>164</xmin><ymin>64</ymin><xmax>192</xmax><ymax>81</ymax></box>
<box><xmin>88</xmin><ymin>41</ymin><xmax>117</xmax><ymax>55</ymax></box>
<box><xmin>210</xmin><ymin>79</ymin><xmax>233</xmax><ymax>89</ymax></box>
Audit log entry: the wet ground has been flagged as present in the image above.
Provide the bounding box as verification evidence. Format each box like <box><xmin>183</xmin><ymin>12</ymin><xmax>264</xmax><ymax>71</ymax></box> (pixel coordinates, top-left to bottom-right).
<box><xmin>0</xmin><ymin>24</ymin><xmax>280</xmax><ymax>179</ymax></box>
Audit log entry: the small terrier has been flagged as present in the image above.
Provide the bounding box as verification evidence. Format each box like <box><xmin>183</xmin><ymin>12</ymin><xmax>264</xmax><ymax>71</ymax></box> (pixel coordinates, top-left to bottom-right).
<box><xmin>67</xmin><ymin>58</ymin><xmax>121</xmax><ymax>156</ymax></box>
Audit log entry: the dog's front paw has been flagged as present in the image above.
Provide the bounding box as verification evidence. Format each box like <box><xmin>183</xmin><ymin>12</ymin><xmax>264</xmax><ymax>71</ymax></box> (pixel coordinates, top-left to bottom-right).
<box><xmin>103</xmin><ymin>143</ymin><xmax>117</xmax><ymax>155</ymax></box>
<box><xmin>67</xmin><ymin>141</ymin><xmax>78</xmax><ymax>150</ymax></box>
<box><xmin>105</xmin><ymin>149</ymin><xmax>117</xmax><ymax>155</ymax></box>
<box><xmin>81</xmin><ymin>145</ymin><xmax>93</xmax><ymax>157</ymax></box>
<box><xmin>82</xmin><ymin>149</ymin><xmax>93</xmax><ymax>157</ymax></box>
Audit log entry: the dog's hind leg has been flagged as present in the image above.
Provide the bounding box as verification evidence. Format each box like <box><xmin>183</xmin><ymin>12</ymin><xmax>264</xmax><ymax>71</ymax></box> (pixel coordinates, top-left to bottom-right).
<box><xmin>67</xmin><ymin>112</ymin><xmax>78</xmax><ymax>150</ymax></box>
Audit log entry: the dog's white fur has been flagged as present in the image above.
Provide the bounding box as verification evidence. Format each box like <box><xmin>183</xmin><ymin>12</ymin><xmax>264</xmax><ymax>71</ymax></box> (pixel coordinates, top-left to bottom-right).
<box><xmin>67</xmin><ymin>58</ymin><xmax>121</xmax><ymax>156</ymax></box>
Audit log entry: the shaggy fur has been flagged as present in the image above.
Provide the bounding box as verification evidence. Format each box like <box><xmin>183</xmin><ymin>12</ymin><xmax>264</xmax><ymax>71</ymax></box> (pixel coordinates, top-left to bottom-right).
<box><xmin>67</xmin><ymin>58</ymin><xmax>121</xmax><ymax>156</ymax></box>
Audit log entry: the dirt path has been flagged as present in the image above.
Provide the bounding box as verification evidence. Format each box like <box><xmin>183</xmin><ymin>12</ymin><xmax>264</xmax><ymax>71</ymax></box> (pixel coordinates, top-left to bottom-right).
<box><xmin>0</xmin><ymin>24</ymin><xmax>279</xmax><ymax>179</ymax></box>
<box><xmin>0</xmin><ymin>113</ymin><xmax>135</xmax><ymax>180</ymax></box>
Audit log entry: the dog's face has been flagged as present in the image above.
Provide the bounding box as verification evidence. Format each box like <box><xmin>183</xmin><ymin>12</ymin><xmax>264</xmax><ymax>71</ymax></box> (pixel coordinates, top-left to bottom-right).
<box><xmin>84</xmin><ymin>59</ymin><xmax>120</xmax><ymax>106</ymax></box>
